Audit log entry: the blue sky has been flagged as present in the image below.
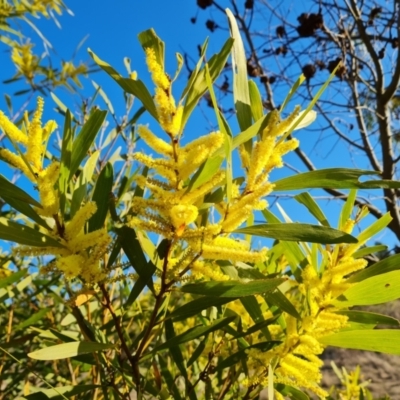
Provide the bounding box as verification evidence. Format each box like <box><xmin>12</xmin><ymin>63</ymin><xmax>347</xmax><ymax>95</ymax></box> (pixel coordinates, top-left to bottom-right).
<box><xmin>0</xmin><ymin>0</ymin><xmax>396</xmax><ymax>250</ymax></box>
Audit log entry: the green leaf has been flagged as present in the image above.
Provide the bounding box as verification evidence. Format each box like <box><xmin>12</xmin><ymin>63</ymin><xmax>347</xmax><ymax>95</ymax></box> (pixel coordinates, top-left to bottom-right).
<box><xmin>349</xmin><ymin>254</ymin><xmax>400</xmax><ymax>283</ymax></box>
<box><xmin>89</xmin><ymin>49</ymin><xmax>158</xmax><ymax>119</ymax></box>
<box><xmin>182</xmin><ymin>38</ymin><xmax>234</xmax><ymax>129</ymax></box>
<box><xmin>169</xmin><ymin>297</ymin><xmax>235</xmax><ymax>321</ymax></box>
<box><xmin>187</xmin><ymin>156</ymin><xmax>224</xmax><ymax>192</ymax></box>
<box><xmin>23</xmin><ymin>385</ymin><xmax>99</xmax><ymax>400</ymax></box>
<box><xmin>319</xmin><ymin>330</ymin><xmax>400</xmax><ymax>355</ymax></box>
<box><xmin>240</xmin><ymin>296</ymin><xmax>272</xmax><ymax>339</ymax></box>
<box><xmin>336</xmin><ymin>311</ymin><xmax>399</xmax><ymax>326</ymax></box>
<box><xmin>158</xmin><ymin>354</ymin><xmax>183</xmax><ymax>400</ymax></box>
<box><xmin>165</xmin><ymin>318</ymin><xmax>187</xmax><ymax>379</ymax></box>
<box><xmin>353</xmin><ymin>245</ymin><xmax>387</xmax><ymax>259</ymax></box>
<box><xmin>205</xmin><ymin>63</ymin><xmax>233</xmax><ymax>200</ymax></box>
<box><xmin>1</xmin><ymin>195</ymin><xmax>48</xmax><ymax>229</ymax></box>
<box><xmin>335</xmin><ymin>270</ymin><xmax>400</xmax><ymax>307</ymax></box>
<box><xmin>89</xmin><ymin>163</ymin><xmax>113</xmax><ymax>232</ymax></box>
<box><xmin>187</xmin><ymin>337</ymin><xmax>207</xmax><ymax>367</ymax></box>
<box><xmin>28</xmin><ymin>341</ymin><xmax>115</xmax><ymax>360</ymax></box>
<box><xmin>0</xmin><ymin>269</ymin><xmax>27</xmax><ymax>289</ymax></box>
<box><xmin>226</xmin><ymin>8</ymin><xmax>252</xmax><ymax>131</ymax></box>
<box><xmin>0</xmin><ymin>217</ymin><xmax>64</xmax><ymax>247</ymax></box>
<box><xmin>50</xmin><ymin>92</ymin><xmax>72</xmax><ymax>118</ymax></box>
<box><xmin>14</xmin><ymin>308</ymin><xmax>50</xmax><ymax>331</ymax></box>
<box><xmin>180</xmin><ymin>279</ymin><xmax>284</xmax><ymax>297</ymax></box>
<box><xmin>294</xmin><ymin>192</ymin><xmax>330</xmax><ymax>227</ymax></box>
<box><xmin>217</xmin><ymin>112</ymin><xmax>271</xmax><ymax>156</ymax></box>
<box><xmin>234</xmin><ymin>223</ymin><xmax>357</xmax><ymax>244</ymax></box>
<box><xmin>186</xmin><ymin>155</ymin><xmax>224</xmax><ymax>193</ymax></box>
<box><xmin>279</xmin><ymin>74</ymin><xmax>305</xmax><ymax>113</ymax></box>
<box><xmin>69</xmin><ymin>109</ymin><xmax>107</xmax><ymax>179</ymax></box>
<box><xmin>116</xmin><ymin>226</ymin><xmax>156</xmax><ymax>305</ymax></box>
<box><xmin>0</xmin><ymin>174</ymin><xmax>41</xmax><ymax>207</ymax></box>
<box><xmin>154</xmin><ymin>316</ymin><xmax>235</xmax><ymax>351</ymax></box>
<box><xmin>275</xmin><ymin>384</ymin><xmax>310</xmax><ymax>400</ymax></box>
<box><xmin>339</xmin><ymin>189</ymin><xmax>357</xmax><ymax>229</ymax></box>
<box><xmin>349</xmin><ymin>213</ymin><xmax>392</xmax><ymax>251</ymax></box>
<box><xmin>172</xmin><ymin>52</ymin><xmax>184</xmax><ymax>82</ymax></box>
<box><xmin>264</xmin><ymin>290</ymin><xmax>301</xmax><ymax>319</ymax></box>
<box><xmin>180</xmin><ymin>38</ymin><xmax>208</xmax><ymax>102</ymax></box>
<box><xmin>278</xmin><ymin>63</ymin><xmax>338</xmax><ymax>144</ymax></box>
<box><xmin>59</xmin><ymin>110</ymin><xmax>73</xmax><ymax>217</ymax></box>
<box><xmin>138</xmin><ymin>28</ymin><xmax>165</xmax><ymax>68</ymax></box>
<box><xmin>215</xmin><ymin>341</ymin><xmax>278</xmax><ymax>372</ymax></box>
<box><xmin>70</xmin><ymin>150</ymin><xmax>100</xmax><ymax>218</ymax></box>
<box><xmin>273</xmin><ymin>168</ymin><xmax>400</xmax><ymax>191</ymax></box>
<box><xmin>248</xmin><ymin>80</ymin><xmax>263</xmax><ymax>122</ymax></box>
<box><xmin>92</xmin><ymin>81</ymin><xmax>115</xmax><ymax>115</ymax></box>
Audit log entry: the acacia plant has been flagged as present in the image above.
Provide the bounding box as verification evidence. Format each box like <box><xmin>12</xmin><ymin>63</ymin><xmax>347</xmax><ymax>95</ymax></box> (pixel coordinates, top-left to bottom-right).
<box><xmin>1</xmin><ymin>8</ymin><xmax>400</xmax><ymax>400</ymax></box>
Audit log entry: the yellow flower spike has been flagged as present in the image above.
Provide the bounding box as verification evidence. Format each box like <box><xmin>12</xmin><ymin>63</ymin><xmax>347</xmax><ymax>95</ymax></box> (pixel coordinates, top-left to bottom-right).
<box><xmin>171</xmin><ymin>105</ymin><xmax>183</xmax><ymax>135</ymax></box>
<box><xmin>11</xmin><ymin>44</ymin><xmax>39</xmax><ymax>81</ymax></box>
<box><xmin>128</xmin><ymin>216</ymin><xmax>173</xmax><ymax>238</ymax></box>
<box><xmin>238</xmin><ymin>144</ymin><xmax>251</xmax><ymax>170</ymax></box>
<box><xmin>341</xmin><ymin>218</ymin><xmax>355</xmax><ymax>234</ymax></box>
<box><xmin>285</xmin><ymin>314</ymin><xmax>298</xmax><ymax>339</ymax></box>
<box><xmin>246</xmin><ymin>136</ymin><xmax>275</xmax><ymax>191</ymax></box>
<box><xmin>145</xmin><ymin>47</ymin><xmax>170</xmax><ymax>90</ymax></box>
<box><xmin>181</xmin><ymin>224</ymin><xmax>221</xmax><ymax>240</ymax></box>
<box><xmin>137</xmin><ymin>125</ymin><xmax>173</xmax><ymax>156</ymax></box>
<box><xmin>180</xmin><ymin>131</ymin><xmax>223</xmax><ymax>156</ymax></box>
<box><xmin>201</xmin><ymin>243</ymin><xmax>267</xmax><ymax>263</ymax></box>
<box><xmin>0</xmin><ymin>111</ymin><xmax>28</xmax><ymax>145</ymax></box>
<box><xmin>257</xmin><ymin>139</ymin><xmax>299</xmax><ymax>178</ymax></box>
<box><xmin>0</xmin><ymin>148</ymin><xmax>35</xmax><ymax>181</ymax></box>
<box><xmin>262</xmin><ymin>106</ymin><xmax>301</xmax><ymax>140</ymax></box>
<box><xmin>221</xmin><ymin>205</ymin><xmax>253</xmax><ymax>233</ymax></box>
<box><xmin>26</xmin><ymin>97</ymin><xmax>44</xmax><ymax>170</ymax></box>
<box><xmin>332</xmin><ymin>258</ymin><xmax>367</xmax><ymax>280</ymax></box>
<box><xmin>68</xmin><ymin>229</ymin><xmax>110</xmax><ymax>253</ymax></box>
<box><xmin>56</xmin><ymin>254</ymin><xmax>85</xmax><ymax>280</ymax></box>
<box><xmin>64</xmin><ymin>201</ymin><xmax>97</xmax><ymax>240</ymax></box>
<box><xmin>42</xmin><ymin>120</ymin><xmax>57</xmax><ymax>141</ymax></box>
<box><xmin>222</xmin><ymin>183</ymin><xmax>274</xmax><ymax>232</ymax></box>
<box><xmin>136</xmin><ymin>174</ymin><xmax>175</xmax><ymax>192</ymax></box>
<box><xmin>190</xmin><ymin>260</ymin><xmax>229</xmax><ymax>281</ymax></box>
<box><xmin>170</xmin><ymin>204</ymin><xmax>198</xmax><ymax>229</ymax></box>
<box><xmin>212</xmin><ymin>236</ymin><xmax>250</xmax><ymax>251</ymax></box>
<box><xmin>14</xmin><ymin>245</ymin><xmax>70</xmax><ymax>258</ymax></box>
<box><xmin>298</xmin><ymin>334</ymin><xmax>324</xmax><ymax>355</ymax></box>
<box><xmin>133</xmin><ymin>153</ymin><xmax>176</xmax><ymax>183</ymax></box>
<box><xmin>314</xmin><ymin>311</ymin><xmax>348</xmax><ymax>334</ymax></box>
<box><xmin>277</xmin><ymin>354</ymin><xmax>327</xmax><ymax>398</ymax></box>
<box><xmin>274</xmin><ymin>138</ymin><xmax>299</xmax><ymax>159</ymax></box>
<box><xmin>178</xmin><ymin>132</ymin><xmax>224</xmax><ymax>179</ymax></box>
<box><xmin>36</xmin><ymin>162</ymin><xmax>60</xmax><ymax>217</ymax></box>
<box><xmin>234</xmin><ymin>182</ymin><xmax>274</xmax><ymax>212</ymax></box>
<box><xmin>80</xmin><ymin>262</ymin><xmax>107</xmax><ymax>284</ymax></box>
<box><xmin>181</xmin><ymin>170</ymin><xmax>226</xmax><ymax>204</ymax></box>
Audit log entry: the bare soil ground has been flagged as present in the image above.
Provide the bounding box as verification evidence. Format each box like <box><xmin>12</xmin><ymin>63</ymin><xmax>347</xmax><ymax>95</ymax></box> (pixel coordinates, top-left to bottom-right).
<box><xmin>321</xmin><ymin>301</ymin><xmax>400</xmax><ymax>399</ymax></box>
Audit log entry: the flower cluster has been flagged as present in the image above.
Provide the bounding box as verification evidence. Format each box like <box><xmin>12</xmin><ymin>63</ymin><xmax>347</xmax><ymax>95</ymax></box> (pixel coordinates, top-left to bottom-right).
<box><xmin>0</xmin><ymin>98</ymin><xmax>111</xmax><ymax>284</ymax></box>
<box><xmin>15</xmin><ymin>202</ymin><xmax>111</xmax><ymax>283</ymax></box>
<box><xmin>128</xmin><ymin>49</ymin><xmax>303</xmax><ymax>284</ymax></box>
<box><xmin>241</xmin><ymin>214</ymin><xmax>371</xmax><ymax>398</ymax></box>
<box><xmin>0</xmin><ymin>97</ymin><xmax>59</xmax><ymax>216</ymax></box>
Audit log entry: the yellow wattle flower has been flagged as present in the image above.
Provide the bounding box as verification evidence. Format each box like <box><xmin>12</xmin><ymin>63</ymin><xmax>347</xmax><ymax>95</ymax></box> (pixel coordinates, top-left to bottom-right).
<box><xmin>0</xmin><ymin>111</ymin><xmax>28</xmax><ymax>145</ymax></box>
